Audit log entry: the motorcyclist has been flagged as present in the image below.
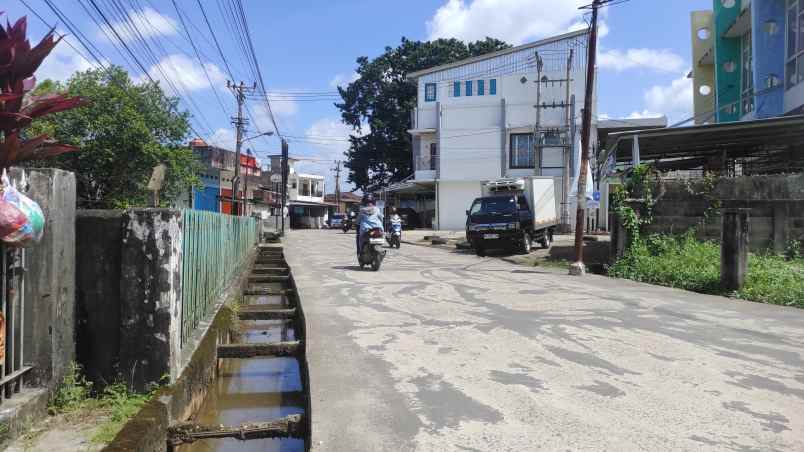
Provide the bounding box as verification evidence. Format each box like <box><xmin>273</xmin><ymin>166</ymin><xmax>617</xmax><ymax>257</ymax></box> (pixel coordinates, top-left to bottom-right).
<box><xmin>389</xmin><ymin>207</ymin><xmax>402</xmax><ymax>225</ymax></box>
<box><xmin>356</xmin><ymin>193</ymin><xmax>384</xmax><ymax>256</ymax></box>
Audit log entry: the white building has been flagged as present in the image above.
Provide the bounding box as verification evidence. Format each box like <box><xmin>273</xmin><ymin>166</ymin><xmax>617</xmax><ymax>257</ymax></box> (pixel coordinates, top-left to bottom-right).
<box><xmin>392</xmin><ymin>30</ymin><xmax>595</xmax><ymax>231</ymax></box>
<box><xmin>267</xmin><ymin>155</ymin><xmax>328</xmax><ymax>229</ymax></box>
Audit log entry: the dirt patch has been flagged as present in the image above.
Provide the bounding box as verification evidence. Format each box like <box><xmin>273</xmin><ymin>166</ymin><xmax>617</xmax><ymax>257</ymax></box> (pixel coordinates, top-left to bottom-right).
<box><xmin>5</xmin><ymin>410</ymin><xmax>108</xmax><ymax>452</ymax></box>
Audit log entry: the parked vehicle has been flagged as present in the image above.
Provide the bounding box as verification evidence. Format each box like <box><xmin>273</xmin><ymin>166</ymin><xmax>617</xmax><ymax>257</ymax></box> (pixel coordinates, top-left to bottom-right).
<box><xmin>466</xmin><ymin>177</ymin><xmax>558</xmax><ymax>257</ymax></box>
<box><xmin>396</xmin><ymin>208</ymin><xmax>420</xmax><ymax>230</ymax></box>
<box><xmin>387</xmin><ymin>216</ymin><xmax>402</xmax><ymax>248</ymax></box>
<box><xmin>329</xmin><ymin>213</ymin><xmax>345</xmax><ymax>229</ymax></box>
<box><xmin>358</xmin><ymin>227</ymin><xmax>386</xmax><ymax>270</ymax></box>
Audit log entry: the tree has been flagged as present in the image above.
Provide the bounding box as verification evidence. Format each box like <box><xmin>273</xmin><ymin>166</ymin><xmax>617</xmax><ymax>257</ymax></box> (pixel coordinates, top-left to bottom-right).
<box><xmin>336</xmin><ymin>37</ymin><xmax>510</xmax><ymax>190</ymax></box>
<box><xmin>29</xmin><ymin>66</ymin><xmax>200</xmax><ymax>208</ymax></box>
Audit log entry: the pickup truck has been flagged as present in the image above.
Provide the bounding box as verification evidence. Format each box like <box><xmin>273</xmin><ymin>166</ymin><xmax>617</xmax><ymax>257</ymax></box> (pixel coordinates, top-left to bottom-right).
<box><xmin>465</xmin><ymin>177</ymin><xmax>558</xmax><ymax>256</ymax></box>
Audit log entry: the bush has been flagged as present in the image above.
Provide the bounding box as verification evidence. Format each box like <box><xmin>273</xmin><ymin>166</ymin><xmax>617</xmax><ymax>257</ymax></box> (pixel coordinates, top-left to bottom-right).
<box><xmin>610</xmin><ymin>233</ymin><xmax>804</xmax><ymax>308</ymax></box>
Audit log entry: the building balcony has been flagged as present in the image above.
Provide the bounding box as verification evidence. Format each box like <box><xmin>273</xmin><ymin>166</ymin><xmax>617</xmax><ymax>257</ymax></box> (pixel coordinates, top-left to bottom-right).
<box><xmin>413</xmin><ymin>154</ymin><xmax>439</xmax><ymax>181</ymax></box>
<box><xmin>410</xmin><ymin>107</ymin><xmax>438</xmax><ymax>132</ymax></box>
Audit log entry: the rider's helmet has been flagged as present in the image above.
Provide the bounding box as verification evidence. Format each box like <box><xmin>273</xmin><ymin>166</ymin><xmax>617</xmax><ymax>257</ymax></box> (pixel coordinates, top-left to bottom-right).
<box><xmin>361</xmin><ymin>193</ymin><xmax>375</xmax><ymax>206</ymax></box>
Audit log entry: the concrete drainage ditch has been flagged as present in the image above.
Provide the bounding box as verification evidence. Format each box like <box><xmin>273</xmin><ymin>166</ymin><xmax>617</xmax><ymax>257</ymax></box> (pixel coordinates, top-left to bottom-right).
<box><xmin>104</xmin><ymin>243</ymin><xmax>310</xmax><ymax>452</ymax></box>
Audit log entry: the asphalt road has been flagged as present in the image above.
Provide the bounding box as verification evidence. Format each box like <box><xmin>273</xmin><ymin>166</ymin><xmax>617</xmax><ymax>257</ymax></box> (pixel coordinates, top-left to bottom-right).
<box><xmin>285</xmin><ymin>230</ymin><xmax>804</xmax><ymax>452</ymax></box>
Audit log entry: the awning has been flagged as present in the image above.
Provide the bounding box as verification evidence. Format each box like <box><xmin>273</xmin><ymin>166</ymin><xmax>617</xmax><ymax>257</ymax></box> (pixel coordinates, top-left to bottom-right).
<box><xmin>601</xmin><ymin>115</ymin><xmax>804</xmax><ymax>173</ymax></box>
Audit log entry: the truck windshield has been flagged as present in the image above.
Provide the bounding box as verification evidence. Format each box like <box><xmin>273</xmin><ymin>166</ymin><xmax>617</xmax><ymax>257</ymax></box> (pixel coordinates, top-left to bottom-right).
<box><xmin>470</xmin><ymin>197</ymin><xmax>516</xmax><ymax>215</ymax></box>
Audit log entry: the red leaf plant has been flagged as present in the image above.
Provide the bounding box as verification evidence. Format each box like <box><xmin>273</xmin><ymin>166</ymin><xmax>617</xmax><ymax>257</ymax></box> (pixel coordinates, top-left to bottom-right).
<box><xmin>0</xmin><ymin>13</ymin><xmax>86</xmax><ymax>169</ymax></box>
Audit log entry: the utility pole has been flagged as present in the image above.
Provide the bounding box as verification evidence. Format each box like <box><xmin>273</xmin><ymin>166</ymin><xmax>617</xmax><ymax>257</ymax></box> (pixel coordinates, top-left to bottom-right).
<box><xmin>562</xmin><ymin>49</ymin><xmax>574</xmax><ymax>232</ymax></box>
<box><xmin>227</xmin><ymin>80</ymin><xmax>256</xmax><ymax>216</ymax></box>
<box><xmin>570</xmin><ymin>0</ymin><xmax>601</xmax><ymax>276</ymax></box>
<box><xmin>333</xmin><ymin>160</ymin><xmax>342</xmax><ymax>212</ymax></box>
<box><xmin>281</xmin><ymin>138</ymin><xmax>289</xmax><ymax>235</ymax></box>
<box><xmin>534</xmin><ymin>52</ymin><xmax>543</xmax><ymax>175</ymax></box>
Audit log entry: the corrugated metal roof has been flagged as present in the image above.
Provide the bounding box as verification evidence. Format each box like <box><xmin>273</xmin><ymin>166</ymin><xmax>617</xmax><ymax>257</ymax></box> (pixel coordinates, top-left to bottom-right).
<box><xmin>408</xmin><ymin>29</ymin><xmax>589</xmax><ymax>80</ymax></box>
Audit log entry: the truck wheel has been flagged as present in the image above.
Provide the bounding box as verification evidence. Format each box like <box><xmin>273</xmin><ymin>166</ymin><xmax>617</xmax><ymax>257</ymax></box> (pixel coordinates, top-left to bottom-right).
<box><xmin>520</xmin><ymin>232</ymin><xmax>532</xmax><ymax>254</ymax></box>
<box><xmin>540</xmin><ymin>233</ymin><xmax>551</xmax><ymax>249</ymax></box>
<box><xmin>475</xmin><ymin>244</ymin><xmax>486</xmax><ymax>257</ymax></box>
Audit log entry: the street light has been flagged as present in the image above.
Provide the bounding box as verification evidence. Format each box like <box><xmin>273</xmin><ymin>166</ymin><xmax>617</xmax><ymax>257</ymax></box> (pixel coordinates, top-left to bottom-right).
<box><xmin>241</xmin><ymin>130</ymin><xmax>274</xmax><ymax>143</ymax></box>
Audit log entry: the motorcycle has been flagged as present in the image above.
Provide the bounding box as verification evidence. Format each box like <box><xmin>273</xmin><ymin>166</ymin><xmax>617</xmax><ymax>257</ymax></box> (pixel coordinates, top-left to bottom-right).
<box><xmin>387</xmin><ymin>219</ymin><xmax>402</xmax><ymax>248</ymax></box>
<box><xmin>342</xmin><ymin>218</ymin><xmax>351</xmax><ymax>233</ymax></box>
<box><xmin>358</xmin><ymin>227</ymin><xmax>387</xmax><ymax>271</ymax></box>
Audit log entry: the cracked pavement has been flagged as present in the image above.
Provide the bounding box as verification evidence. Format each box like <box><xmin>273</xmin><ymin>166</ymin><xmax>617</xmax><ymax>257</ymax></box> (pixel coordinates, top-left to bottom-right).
<box><xmin>285</xmin><ymin>230</ymin><xmax>804</xmax><ymax>452</ymax></box>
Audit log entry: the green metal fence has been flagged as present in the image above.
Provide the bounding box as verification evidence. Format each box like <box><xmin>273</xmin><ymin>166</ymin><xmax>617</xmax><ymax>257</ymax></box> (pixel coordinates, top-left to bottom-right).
<box><xmin>180</xmin><ymin>210</ymin><xmax>257</xmax><ymax>346</ymax></box>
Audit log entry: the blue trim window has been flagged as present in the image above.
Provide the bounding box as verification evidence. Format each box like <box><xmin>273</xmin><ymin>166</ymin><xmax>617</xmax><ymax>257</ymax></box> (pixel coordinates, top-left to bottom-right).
<box><xmin>465</xmin><ymin>80</ymin><xmax>473</xmax><ymax>96</ymax></box>
<box><xmin>424</xmin><ymin>83</ymin><xmax>437</xmax><ymax>102</ymax></box>
<box><xmin>453</xmin><ymin>81</ymin><xmax>461</xmax><ymax>97</ymax></box>
<box><xmin>489</xmin><ymin>78</ymin><xmax>497</xmax><ymax>95</ymax></box>
<box><xmin>477</xmin><ymin>79</ymin><xmax>485</xmax><ymax>95</ymax></box>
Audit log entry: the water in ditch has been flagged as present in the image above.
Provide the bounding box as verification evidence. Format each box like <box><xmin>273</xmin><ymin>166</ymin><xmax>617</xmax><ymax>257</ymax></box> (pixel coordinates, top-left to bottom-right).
<box><xmin>180</xmin><ymin>293</ymin><xmax>305</xmax><ymax>452</ymax></box>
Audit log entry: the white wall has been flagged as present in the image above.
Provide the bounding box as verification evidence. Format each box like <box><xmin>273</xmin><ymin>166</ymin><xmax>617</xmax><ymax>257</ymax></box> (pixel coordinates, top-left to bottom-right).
<box><xmin>437</xmin><ymin>181</ymin><xmax>481</xmax><ymax>231</ymax></box>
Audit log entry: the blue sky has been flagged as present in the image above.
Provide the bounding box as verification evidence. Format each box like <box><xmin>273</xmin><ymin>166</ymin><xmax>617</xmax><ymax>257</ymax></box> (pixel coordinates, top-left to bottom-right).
<box><xmin>9</xmin><ymin>0</ymin><xmax>711</xmax><ymax>190</ymax></box>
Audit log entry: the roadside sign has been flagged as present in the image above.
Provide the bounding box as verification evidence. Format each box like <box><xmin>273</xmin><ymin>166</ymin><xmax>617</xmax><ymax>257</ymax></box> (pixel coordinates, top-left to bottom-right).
<box><xmin>270</xmin><ymin>174</ymin><xmax>281</xmax><ymax>183</ymax></box>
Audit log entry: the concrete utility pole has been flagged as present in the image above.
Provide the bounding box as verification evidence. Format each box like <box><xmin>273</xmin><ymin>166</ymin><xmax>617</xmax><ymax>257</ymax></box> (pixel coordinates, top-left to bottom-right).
<box><xmin>534</xmin><ymin>52</ymin><xmax>543</xmax><ymax>173</ymax></box>
<box><xmin>228</xmin><ymin>80</ymin><xmax>256</xmax><ymax>216</ymax></box>
<box><xmin>333</xmin><ymin>160</ymin><xmax>342</xmax><ymax>212</ymax></box>
<box><xmin>281</xmin><ymin>138</ymin><xmax>289</xmax><ymax>235</ymax></box>
<box><xmin>562</xmin><ymin>49</ymin><xmax>574</xmax><ymax>232</ymax></box>
<box><xmin>570</xmin><ymin>0</ymin><xmax>602</xmax><ymax>276</ymax></box>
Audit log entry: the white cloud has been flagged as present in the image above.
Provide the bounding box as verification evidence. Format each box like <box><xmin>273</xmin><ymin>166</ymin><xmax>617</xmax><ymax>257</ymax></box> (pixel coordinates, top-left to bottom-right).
<box><xmin>207</xmin><ymin>128</ymin><xmax>236</xmax><ymax>150</ymax></box>
<box><xmin>427</xmin><ymin>0</ymin><xmax>592</xmax><ymax>45</ymax></box>
<box><xmin>37</xmin><ymin>34</ymin><xmax>104</xmax><ymax>82</ymax></box>
<box><xmin>138</xmin><ymin>54</ymin><xmax>226</xmax><ymax>92</ymax></box>
<box><xmin>291</xmin><ymin>118</ymin><xmax>364</xmax><ymax>192</ymax></box>
<box><xmin>329</xmin><ymin>72</ymin><xmax>359</xmax><ymax>89</ymax></box>
<box><xmin>98</xmin><ymin>7</ymin><xmax>178</xmax><ymax>43</ymax></box>
<box><xmin>641</xmin><ymin>73</ymin><xmax>693</xmax><ymax>123</ymax></box>
<box><xmin>598</xmin><ymin>48</ymin><xmax>686</xmax><ymax>74</ymax></box>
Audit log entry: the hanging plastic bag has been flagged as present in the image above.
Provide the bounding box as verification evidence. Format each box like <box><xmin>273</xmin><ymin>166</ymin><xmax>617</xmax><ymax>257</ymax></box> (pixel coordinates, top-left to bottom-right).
<box><xmin>0</xmin><ymin>170</ymin><xmax>44</xmax><ymax>247</ymax></box>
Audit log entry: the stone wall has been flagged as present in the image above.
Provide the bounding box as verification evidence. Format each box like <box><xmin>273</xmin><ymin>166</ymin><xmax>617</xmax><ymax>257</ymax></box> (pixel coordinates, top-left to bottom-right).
<box><xmin>644</xmin><ymin>174</ymin><xmax>804</xmax><ymax>251</ymax></box>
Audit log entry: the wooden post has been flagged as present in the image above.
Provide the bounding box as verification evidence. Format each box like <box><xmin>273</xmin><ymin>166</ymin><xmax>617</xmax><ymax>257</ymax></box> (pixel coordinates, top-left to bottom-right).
<box><xmin>721</xmin><ymin>208</ymin><xmax>749</xmax><ymax>291</ymax></box>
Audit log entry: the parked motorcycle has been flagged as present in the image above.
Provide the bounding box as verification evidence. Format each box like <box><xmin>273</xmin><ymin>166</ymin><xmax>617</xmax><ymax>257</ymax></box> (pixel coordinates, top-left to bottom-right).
<box><xmin>387</xmin><ymin>219</ymin><xmax>402</xmax><ymax>248</ymax></box>
<box><xmin>358</xmin><ymin>227</ymin><xmax>386</xmax><ymax>271</ymax></box>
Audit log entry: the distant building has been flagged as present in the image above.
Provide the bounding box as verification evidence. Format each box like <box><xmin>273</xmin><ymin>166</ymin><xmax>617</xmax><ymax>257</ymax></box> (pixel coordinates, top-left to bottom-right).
<box><xmin>189</xmin><ymin>138</ymin><xmax>261</xmax><ymax>215</ymax></box>
<box><xmin>324</xmin><ymin>192</ymin><xmax>361</xmax><ymax>215</ymax></box>
<box><xmin>690</xmin><ymin>0</ymin><xmax>804</xmax><ymax>124</ymax></box>
<box><xmin>266</xmin><ymin>155</ymin><xmax>329</xmax><ymax>228</ymax></box>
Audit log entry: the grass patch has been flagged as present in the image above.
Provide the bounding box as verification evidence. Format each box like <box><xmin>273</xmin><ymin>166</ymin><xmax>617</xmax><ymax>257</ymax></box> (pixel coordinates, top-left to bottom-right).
<box><xmin>609</xmin><ymin>232</ymin><xmax>804</xmax><ymax>308</ymax></box>
<box><xmin>49</xmin><ymin>363</ymin><xmax>159</xmax><ymax>445</ymax></box>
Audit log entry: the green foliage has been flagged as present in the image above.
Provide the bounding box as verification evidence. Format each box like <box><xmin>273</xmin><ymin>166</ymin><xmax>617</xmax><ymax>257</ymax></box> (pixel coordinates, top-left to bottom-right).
<box><xmin>739</xmin><ymin>253</ymin><xmax>804</xmax><ymax>307</ymax></box>
<box><xmin>336</xmin><ymin>37</ymin><xmax>510</xmax><ymax>190</ymax></box>
<box><xmin>49</xmin><ymin>362</ymin><xmax>159</xmax><ymax>445</ymax></box>
<box><xmin>90</xmin><ymin>383</ymin><xmax>154</xmax><ymax>444</ymax></box>
<box><xmin>683</xmin><ymin>172</ymin><xmax>722</xmax><ymax>222</ymax></box>
<box><xmin>611</xmin><ymin>164</ymin><xmax>659</xmax><ymax>241</ymax></box>
<box><xmin>785</xmin><ymin>239</ymin><xmax>802</xmax><ymax>260</ymax></box>
<box><xmin>610</xmin><ymin>233</ymin><xmax>804</xmax><ymax>308</ymax></box>
<box><xmin>609</xmin><ymin>232</ymin><xmax>722</xmax><ymax>294</ymax></box>
<box><xmin>28</xmin><ymin>66</ymin><xmax>200</xmax><ymax>208</ymax></box>
<box><xmin>50</xmin><ymin>362</ymin><xmax>92</xmax><ymax>414</ymax></box>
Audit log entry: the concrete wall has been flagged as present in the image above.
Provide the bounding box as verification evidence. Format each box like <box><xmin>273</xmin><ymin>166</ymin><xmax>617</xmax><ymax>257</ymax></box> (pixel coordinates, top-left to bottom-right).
<box><xmin>118</xmin><ymin>210</ymin><xmax>183</xmax><ymax>389</ymax></box>
<box><xmin>15</xmin><ymin>168</ymin><xmax>77</xmax><ymax>389</ymax></box>
<box><xmin>437</xmin><ymin>181</ymin><xmax>481</xmax><ymax>231</ymax></box>
<box><xmin>691</xmin><ymin>11</ymin><xmax>716</xmax><ymax>124</ymax></box>
<box><xmin>645</xmin><ymin>174</ymin><xmax>804</xmax><ymax>251</ymax></box>
<box><xmin>752</xmin><ymin>0</ymin><xmax>785</xmax><ymax>118</ymax></box>
<box><xmin>76</xmin><ymin>210</ymin><xmax>123</xmax><ymax>386</ymax></box>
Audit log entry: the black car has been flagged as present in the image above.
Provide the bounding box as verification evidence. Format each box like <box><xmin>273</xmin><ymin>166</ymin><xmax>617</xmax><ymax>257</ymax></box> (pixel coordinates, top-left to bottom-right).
<box><xmin>466</xmin><ymin>194</ymin><xmax>553</xmax><ymax>256</ymax></box>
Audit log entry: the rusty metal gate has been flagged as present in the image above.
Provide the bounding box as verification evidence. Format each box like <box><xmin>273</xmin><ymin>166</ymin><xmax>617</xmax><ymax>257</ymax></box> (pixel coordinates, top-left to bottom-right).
<box><xmin>0</xmin><ymin>246</ymin><xmax>30</xmax><ymax>403</ymax></box>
